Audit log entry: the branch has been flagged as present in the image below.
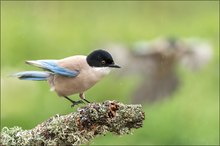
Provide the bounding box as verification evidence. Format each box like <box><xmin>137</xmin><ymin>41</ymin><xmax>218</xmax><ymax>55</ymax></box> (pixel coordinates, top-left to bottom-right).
<box><xmin>1</xmin><ymin>100</ymin><xmax>145</xmax><ymax>145</ymax></box>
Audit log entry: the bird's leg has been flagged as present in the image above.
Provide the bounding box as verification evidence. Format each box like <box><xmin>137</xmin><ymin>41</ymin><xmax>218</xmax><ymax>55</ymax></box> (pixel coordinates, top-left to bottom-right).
<box><xmin>79</xmin><ymin>93</ymin><xmax>91</xmax><ymax>103</ymax></box>
<box><xmin>63</xmin><ymin>96</ymin><xmax>84</xmax><ymax>107</ymax></box>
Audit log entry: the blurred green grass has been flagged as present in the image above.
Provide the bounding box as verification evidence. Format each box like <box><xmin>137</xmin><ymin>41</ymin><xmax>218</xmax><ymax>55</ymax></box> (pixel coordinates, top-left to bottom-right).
<box><xmin>1</xmin><ymin>1</ymin><xmax>219</xmax><ymax>145</ymax></box>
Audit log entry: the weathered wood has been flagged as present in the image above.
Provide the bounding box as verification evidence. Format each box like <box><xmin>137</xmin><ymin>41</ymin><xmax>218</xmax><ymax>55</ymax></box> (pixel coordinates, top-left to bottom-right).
<box><xmin>1</xmin><ymin>100</ymin><xmax>145</xmax><ymax>145</ymax></box>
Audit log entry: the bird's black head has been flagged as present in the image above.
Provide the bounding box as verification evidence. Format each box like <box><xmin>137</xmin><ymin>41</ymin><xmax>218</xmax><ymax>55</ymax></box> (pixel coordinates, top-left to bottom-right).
<box><xmin>86</xmin><ymin>49</ymin><xmax>120</xmax><ymax>68</ymax></box>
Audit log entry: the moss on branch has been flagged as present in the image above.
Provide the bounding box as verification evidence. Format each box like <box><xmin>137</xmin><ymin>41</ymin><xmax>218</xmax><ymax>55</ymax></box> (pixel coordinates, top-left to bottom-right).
<box><xmin>1</xmin><ymin>100</ymin><xmax>145</xmax><ymax>145</ymax></box>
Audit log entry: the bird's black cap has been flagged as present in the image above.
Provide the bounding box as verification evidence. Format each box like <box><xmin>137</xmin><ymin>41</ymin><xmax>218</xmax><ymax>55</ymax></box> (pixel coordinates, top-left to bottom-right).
<box><xmin>86</xmin><ymin>49</ymin><xmax>120</xmax><ymax>68</ymax></box>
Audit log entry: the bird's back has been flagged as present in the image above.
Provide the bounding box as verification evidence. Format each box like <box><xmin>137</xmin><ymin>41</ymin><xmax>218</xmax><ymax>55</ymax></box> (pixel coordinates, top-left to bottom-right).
<box><xmin>57</xmin><ymin>55</ymin><xmax>87</xmax><ymax>71</ymax></box>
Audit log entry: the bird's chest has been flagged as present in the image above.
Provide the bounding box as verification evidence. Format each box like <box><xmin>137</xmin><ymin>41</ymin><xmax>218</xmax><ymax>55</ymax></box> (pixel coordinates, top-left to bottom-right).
<box><xmin>78</xmin><ymin>67</ymin><xmax>110</xmax><ymax>87</ymax></box>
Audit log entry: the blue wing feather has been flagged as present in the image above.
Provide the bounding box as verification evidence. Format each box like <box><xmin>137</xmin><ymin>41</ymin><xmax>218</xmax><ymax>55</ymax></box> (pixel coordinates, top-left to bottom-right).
<box><xmin>13</xmin><ymin>71</ymin><xmax>51</xmax><ymax>81</ymax></box>
<box><xmin>26</xmin><ymin>60</ymin><xmax>79</xmax><ymax>77</ymax></box>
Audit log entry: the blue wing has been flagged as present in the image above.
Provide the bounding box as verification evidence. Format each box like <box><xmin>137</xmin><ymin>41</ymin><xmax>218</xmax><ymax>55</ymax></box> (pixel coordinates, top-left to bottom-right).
<box><xmin>26</xmin><ymin>60</ymin><xmax>79</xmax><ymax>77</ymax></box>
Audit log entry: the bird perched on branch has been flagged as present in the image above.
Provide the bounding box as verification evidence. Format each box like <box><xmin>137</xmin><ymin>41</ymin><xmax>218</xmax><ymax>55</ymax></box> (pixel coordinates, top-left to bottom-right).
<box><xmin>13</xmin><ymin>49</ymin><xmax>120</xmax><ymax>107</ymax></box>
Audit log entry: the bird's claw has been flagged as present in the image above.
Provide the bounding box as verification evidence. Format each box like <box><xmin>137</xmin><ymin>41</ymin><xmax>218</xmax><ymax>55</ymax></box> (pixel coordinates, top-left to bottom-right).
<box><xmin>71</xmin><ymin>100</ymin><xmax>84</xmax><ymax>108</ymax></box>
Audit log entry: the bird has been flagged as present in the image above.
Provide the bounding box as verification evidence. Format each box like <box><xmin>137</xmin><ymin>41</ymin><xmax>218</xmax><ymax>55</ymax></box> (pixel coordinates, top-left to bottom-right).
<box><xmin>13</xmin><ymin>49</ymin><xmax>121</xmax><ymax>107</ymax></box>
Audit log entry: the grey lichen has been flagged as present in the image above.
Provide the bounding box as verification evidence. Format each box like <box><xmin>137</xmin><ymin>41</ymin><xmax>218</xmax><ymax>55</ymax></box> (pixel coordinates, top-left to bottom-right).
<box><xmin>1</xmin><ymin>100</ymin><xmax>145</xmax><ymax>145</ymax></box>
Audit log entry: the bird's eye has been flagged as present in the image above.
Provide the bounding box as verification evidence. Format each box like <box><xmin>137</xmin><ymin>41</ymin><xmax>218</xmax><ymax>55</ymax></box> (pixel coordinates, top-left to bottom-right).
<box><xmin>101</xmin><ymin>60</ymin><xmax>106</xmax><ymax>64</ymax></box>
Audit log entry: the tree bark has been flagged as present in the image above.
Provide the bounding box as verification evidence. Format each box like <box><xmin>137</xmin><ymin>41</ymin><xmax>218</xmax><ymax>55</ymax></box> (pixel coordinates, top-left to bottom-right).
<box><xmin>1</xmin><ymin>100</ymin><xmax>145</xmax><ymax>145</ymax></box>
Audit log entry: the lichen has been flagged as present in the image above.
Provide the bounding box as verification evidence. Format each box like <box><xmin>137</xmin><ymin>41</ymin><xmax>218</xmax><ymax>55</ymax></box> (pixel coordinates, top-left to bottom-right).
<box><xmin>1</xmin><ymin>100</ymin><xmax>145</xmax><ymax>145</ymax></box>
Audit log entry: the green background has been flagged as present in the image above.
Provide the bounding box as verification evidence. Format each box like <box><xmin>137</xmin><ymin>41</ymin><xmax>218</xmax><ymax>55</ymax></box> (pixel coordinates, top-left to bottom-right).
<box><xmin>1</xmin><ymin>1</ymin><xmax>219</xmax><ymax>145</ymax></box>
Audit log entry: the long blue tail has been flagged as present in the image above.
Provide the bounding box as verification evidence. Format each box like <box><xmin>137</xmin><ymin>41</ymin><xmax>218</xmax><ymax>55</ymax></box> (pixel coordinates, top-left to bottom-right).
<box><xmin>13</xmin><ymin>71</ymin><xmax>51</xmax><ymax>81</ymax></box>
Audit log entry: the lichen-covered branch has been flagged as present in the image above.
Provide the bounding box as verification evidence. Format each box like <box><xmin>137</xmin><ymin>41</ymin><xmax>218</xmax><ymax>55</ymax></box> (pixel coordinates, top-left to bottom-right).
<box><xmin>1</xmin><ymin>100</ymin><xmax>145</xmax><ymax>145</ymax></box>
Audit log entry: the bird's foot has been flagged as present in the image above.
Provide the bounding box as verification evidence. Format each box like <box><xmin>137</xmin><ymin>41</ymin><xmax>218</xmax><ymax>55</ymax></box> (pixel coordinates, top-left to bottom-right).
<box><xmin>71</xmin><ymin>100</ymin><xmax>84</xmax><ymax>108</ymax></box>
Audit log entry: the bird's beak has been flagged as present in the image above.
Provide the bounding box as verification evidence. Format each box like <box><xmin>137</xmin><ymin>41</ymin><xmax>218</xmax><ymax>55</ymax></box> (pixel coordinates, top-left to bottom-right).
<box><xmin>108</xmin><ymin>64</ymin><xmax>121</xmax><ymax>68</ymax></box>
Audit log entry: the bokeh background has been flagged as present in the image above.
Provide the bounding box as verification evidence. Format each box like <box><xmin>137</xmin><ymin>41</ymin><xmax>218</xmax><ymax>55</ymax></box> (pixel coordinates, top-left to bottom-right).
<box><xmin>1</xmin><ymin>1</ymin><xmax>219</xmax><ymax>145</ymax></box>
